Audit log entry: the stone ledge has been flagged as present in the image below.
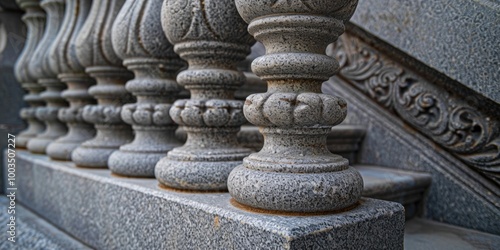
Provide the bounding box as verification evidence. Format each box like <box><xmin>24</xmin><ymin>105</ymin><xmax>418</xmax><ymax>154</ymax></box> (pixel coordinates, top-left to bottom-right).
<box><xmin>11</xmin><ymin>150</ymin><xmax>404</xmax><ymax>249</ymax></box>
<box><xmin>0</xmin><ymin>196</ymin><xmax>91</xmax><ymax>249</ymax></box>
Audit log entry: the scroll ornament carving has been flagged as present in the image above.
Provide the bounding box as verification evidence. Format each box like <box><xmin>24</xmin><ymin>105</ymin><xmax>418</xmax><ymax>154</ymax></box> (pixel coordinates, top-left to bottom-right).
<box><xmin>330</xmin><ymin>34</ymin><xmax>500</xmax><ymax>184</ymax></box>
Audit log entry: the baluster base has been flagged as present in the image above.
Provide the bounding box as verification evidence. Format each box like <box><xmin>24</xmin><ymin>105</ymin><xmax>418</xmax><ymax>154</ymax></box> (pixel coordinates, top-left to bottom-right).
<box><xmin>72</xmin><ymin>124</ymin><xmax>133</xmax><ymax>168</ymax></box>
<box><xmin>155</xmin><ymin>140</ymin><xmax>252</xmax><ymax>191</ymax></box>
<box><xmin>108</xmin><ymin>127</ymin><xmax>182</xmax><ymax>177</ymax></box>
<box><xmin>47</xmin><ymin>123</ymin><xmax>96</xmax><ymax>161</ymax></box>
<box><xmin>17</xmin><ymin>108</ymin><xmax>46</xmax><ymax>148</ymax></box>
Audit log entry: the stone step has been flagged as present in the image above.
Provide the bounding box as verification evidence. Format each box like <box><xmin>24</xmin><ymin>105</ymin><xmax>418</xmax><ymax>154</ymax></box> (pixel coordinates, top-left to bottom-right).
<box><xmin>355</xmin><ymin>165</ymin><xmax>432</xmax><ymax>219</ymax></box>
<box><xmin>405</xmin><ymin>218</ymin><xmax>500</xmax><ymax>250</ymax></box>
<box><xmin>0</xmin><ymin>196</ymin><xmax>91</xmax><ymax>250</ymax></box>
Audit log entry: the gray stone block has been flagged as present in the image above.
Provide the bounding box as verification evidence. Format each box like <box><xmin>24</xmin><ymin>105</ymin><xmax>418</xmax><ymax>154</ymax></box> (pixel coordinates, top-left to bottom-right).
<box><xmin>13</xmin><ymin>150</ymin><xmax>404</xmax><ymax>249</ymax></box>
<box><xmin>350</xmin><ymin>0</ymin><xmax>500</xmax><ymax>103</ymax></box>
<box><xmin>0</xmin><ymin>197</ymin><xmax>90</xmax><ymax>249</ymax></box>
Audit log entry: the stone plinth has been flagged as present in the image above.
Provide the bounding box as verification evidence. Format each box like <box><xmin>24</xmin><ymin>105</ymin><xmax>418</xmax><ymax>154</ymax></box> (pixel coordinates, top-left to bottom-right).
<box><xmin>13</xmin><ymin>150</ymin><xmax>404</xmax><ymax>250</ymax></box>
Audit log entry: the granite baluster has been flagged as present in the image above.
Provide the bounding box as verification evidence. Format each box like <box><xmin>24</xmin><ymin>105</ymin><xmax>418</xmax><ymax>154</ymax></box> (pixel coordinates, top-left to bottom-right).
<box><xmin>14</xmin><ymin>0</ymin><xmax>46</xmax><ymax>148</ymax></box>
<box><xmin>228</xmin><ymin>0</ymin><xmax>364</xmax><ymax>212</ymax></box>
<box><xmin>107</xmin><ymin>0</ymin><xmax>185</xmax><ymax>177</ymax></box>
<box><xmin>26</xmin><ymin>0</ymin><xmax>68</xmax><ymax>154</ymax></box>
<box><xmin>71</xmin><ymin>0</ymin><xmax>134</xmax><ymax>168</ymax></box>
<box><xmin>46</xmin><ymin>0</ymin><xmax>96</xmax><ymax>160</ymax></box>
<box><xmin>155</xmin><ymin>0</ymin><xmax>254</xmax><ymax>191</ymax></box>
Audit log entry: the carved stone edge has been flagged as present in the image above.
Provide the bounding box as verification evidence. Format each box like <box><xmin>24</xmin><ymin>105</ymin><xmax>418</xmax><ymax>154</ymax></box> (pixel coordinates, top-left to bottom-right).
<box><xmin>327</xmin><ymin>26</ymin><xmax>500</xmax><ymax>187</ymax></box>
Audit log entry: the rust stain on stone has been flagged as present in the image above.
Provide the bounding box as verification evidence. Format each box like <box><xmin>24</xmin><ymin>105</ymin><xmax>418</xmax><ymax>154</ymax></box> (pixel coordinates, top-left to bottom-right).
<box><xmin>230</xmin><ymin>198</ymin><xmax>360</xmax><ymax>216</ymax></box>
<box><xmin>214</xmin><ymin>216</ymin><xmax>220</xmax><ymax>229</ymax></box>
<box><xmin>157</xmin><ymin>183</ymin><xmax>227</xmax><ymax>194</ymax></box>
<box><xmin>111</xmin><ymin>172</ymin><xmax>151</xmax><ymax>179</ymax></box>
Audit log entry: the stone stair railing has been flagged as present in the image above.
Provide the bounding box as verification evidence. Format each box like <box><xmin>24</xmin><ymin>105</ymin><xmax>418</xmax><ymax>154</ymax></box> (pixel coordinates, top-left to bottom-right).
<box><xmin>12</xmin><ymin>0</ymin><xmax>408</xmax><ymax>248</ymax></box>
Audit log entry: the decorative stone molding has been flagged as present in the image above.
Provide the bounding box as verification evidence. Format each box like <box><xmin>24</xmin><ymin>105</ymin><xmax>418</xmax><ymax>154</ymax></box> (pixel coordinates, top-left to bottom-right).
<box><xmin>14</xmin><ymin>0</ymin><xmax>46</xmax><ymax>148</ymax></box>
<box><xmin>107</xmin><ymin>0</ymin><xmax>185</xmax><ymax>177</ymax></box>
<box><xmin>227</xmin><ymin>0</ymin><xmax>363</xmax><ymax>212</ymax></box>
<box><xmin>45</xmin><ymin>0</ymin><xmax>96</xmax><ymax>161</ymax></box>
<box><xmin>155</xmin><ymin>0</ymin><xmax>254</xmax><ymax>191</ymax></box>
<box><xmin>26</xmin><ymin>0</ymin><xmax>67</xmax><ymax>154</ymax></box>
<box><xmin>328</xmin><ymin>31</ymin><xmax>500</xmax><ymax>185</ymax></box>
<box><xmin>71</xmin><ymin>0</ymin><xmax>134</xmax><ymax>168</ymax></box>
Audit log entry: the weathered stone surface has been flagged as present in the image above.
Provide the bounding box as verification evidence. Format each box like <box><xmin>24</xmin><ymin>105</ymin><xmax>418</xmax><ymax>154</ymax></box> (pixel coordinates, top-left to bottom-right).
<box><xmin>329</xmin><ymin>31</ymin><xmax>500</xmax><ymax>185</ymax></box>
<box><xmin>13</xmin><ymin>150</ymin><xmax>405</xmax><ymax>250</ymax></box>
<box><xmin>26</xmin><ymin>0</ymin><xmax>68</xmax><ymax>154</ymax></box>
<box><xmin>0</xmin><ymin>196</ymin><xmax>91</xmax><ymax>249</ymax></box>
<box><xmin>155</xmin><ymin>0</ymin><xmax>254</xmax><ymax>190</ymax></box>
<box><xmin>12</xmin><ymin>0</ymin><xmax>45</xmax><ymax>149</ymax></box>
<box><xmin>71</xmin><ymin>0</ymin><xmax>134</xmax><ymax>168</ymax></box>
<box><xmin>228</xmin><ymin>0</ymin><xmax>364</xmax><ymax>212</ymax></box>
<box><xmin>350</xmin><ymin>0</ymin><xmax>500</xmax><ymax>103</ymax></box>
<box><xmin>45</xmin><ymin>0</ymin><xmax>96</xmax><ymax>161</ymax></box>
<box><xmin>108</xmin><ymin>0</ymin><xmax>185</xmax><ymax>177</ymax></box>
<box><xmin>324</xmin><ymin>27</ymin><xmax>500</xmax><ymax>234</ymax></box>
<box><xmin>325</xmin><ymin>78</ymin><xmax>500</xmax><ymax>234</ymax></box>
<box><xmin>356</xmin><ymin>165</ymin><xmax>431</xmax><ymax>219</ymax></box>
<box><xmin>405</xmin><ymin>218</ymin><xmax>500</xmax><ymax>250</ymax></box>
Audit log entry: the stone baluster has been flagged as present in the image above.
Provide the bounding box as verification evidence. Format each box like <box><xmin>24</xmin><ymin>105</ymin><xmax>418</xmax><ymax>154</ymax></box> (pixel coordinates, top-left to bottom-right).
<box><xmin>71</xmin><ymin>0</ymin><xmax>134</xmax><ymax>168</ymax></box>
<box><xmin>107</xmin><ymin>0</ymin><xmax>185</xmax><ymax>177</ymax></box>
<box><xmin>45</xmin><ymin>0</ymin><xmax>95</xmax><ymax>160</ymax></box>
<box><xmin>14</xmin><ymin>0</ymin><xmax>46</xmax><ymax>148</ymax></box>
<box><xmin>26</xmin><ymin>0</ymin><xmax>67</xmax><ymax>154</ymax></box>
<box><xmin>155</xmin><ymin>0</ymin><xmax>254</xmax><ymax>191</ymax></box>
<box><xmin>228</xmin><ymin>0</ymin><xmax>363</xmax><ymax>212</ymax></box>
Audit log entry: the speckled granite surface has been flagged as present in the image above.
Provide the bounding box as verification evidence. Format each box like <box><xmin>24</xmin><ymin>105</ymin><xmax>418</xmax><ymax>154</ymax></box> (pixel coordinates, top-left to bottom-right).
<box><xmin>0</xmin><ymin>196</ymin><xmax>90</xmax><ymax>250</ymax></box>
<box><xmin>405</xmin><ymin>218</ymin><xmax>500</xmax><ymax>250</ymax></box>
<box><xmin>12</xmin><ymin>150</ymin><xmax>404</xmax><ymax>249</ymax></box>
<box><xmin>351</xmin><ymin>0</ymin><xmax>500</xmax><ymax>103</ymax></box>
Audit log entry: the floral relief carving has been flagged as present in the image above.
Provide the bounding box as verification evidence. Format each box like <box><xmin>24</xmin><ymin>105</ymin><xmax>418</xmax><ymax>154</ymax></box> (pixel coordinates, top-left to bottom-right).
<box><xmin>330</xmin><ymin>33</ymin><xmax>500</xmax><ymax>185</ymax></box>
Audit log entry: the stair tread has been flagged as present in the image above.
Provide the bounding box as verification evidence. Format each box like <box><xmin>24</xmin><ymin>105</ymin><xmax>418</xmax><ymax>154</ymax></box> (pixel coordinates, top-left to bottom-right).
<box><xmin>405</xmin><ymin>218</ymin><xmax>500</xmax><ymax>250</ymax></box>
<box><xmin>355</xmin><ymin>164</ymin><xmax>432</xmax><ymax>198</ymax></box>
<box><xmin>0</xmin><ymin>196</ymin><xmax>91</xmax><ymax>250</ymax></box>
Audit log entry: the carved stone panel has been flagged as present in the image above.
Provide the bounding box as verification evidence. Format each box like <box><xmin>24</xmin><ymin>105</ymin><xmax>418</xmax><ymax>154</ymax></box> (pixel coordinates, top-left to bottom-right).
<box><xmin>329</xmin><ymin>32</ymin><xmax>500</xmax><ymax>185</ymax></box>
